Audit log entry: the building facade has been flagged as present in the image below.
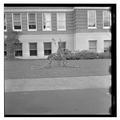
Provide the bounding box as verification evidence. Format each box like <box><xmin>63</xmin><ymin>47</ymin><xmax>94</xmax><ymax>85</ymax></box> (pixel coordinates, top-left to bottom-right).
<box><xmin>4</xmin><ymin>7</ymin><xmax>111</xmax><ymax>59</ymax></box>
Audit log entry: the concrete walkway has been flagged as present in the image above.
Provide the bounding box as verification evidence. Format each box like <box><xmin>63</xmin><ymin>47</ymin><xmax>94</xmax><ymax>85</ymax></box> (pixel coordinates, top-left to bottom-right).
<box><xmin>5</xmin><ymin>75</ymin><xmax>111</xmax><ymax>92</ymax></box>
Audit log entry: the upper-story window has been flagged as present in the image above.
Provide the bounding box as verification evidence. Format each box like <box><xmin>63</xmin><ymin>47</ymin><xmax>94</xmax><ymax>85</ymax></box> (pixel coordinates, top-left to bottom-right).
<box><xmin>88</xmin><ymin>10</ymin><xmax>96</xmax><ymax>29</ymax></box>
<box><xmin>57</xmin><ymin>13</ymin><xmax>66</xmax><ymax>31</ymax></box>
<box><xmin>28</xmin><ymin>13</ymin><xmax>37</xmax><ymax>31</ymax></box>
<box><xmin>103</xmin><ymin>11</ymin><xmax>111</xmax><ymax>29</ymax></box>
<box><xmin>13</xmin><ymin>13</ymin><xmax>22</xmax><ymax>31</ymax></box>
<box><xmin>4</xmin><ymin>14</ymin><xmax>7</xmax><ymax>31</ymax></box>
<box><xmin>42</xmin><ymin>13</ymin><xmax>51</xmax><ymax>31</ymax></box>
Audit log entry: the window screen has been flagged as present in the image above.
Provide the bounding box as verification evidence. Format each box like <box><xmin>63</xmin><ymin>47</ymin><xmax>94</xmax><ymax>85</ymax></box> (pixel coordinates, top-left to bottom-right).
<box><xmin>88</xmin><ymin>11</ymin><xmax>96</xmax><ymax>28</ymax></box>
<box><xmin>57</xmin><ymin>13</ymin><xmax>66</xmax><ymax>30</ymax></box>
<box><xmin>28</xmin><ymin>13</ymin><xmax>36</xmax><ymax>30</ymax></box>
<box><xmin>29</xmin><ymin>43</ymin><xmax>37</xmax><ymax>56</ymax></box>
<box><xmin>89</xmin><ymin>40</ymin><xmax>97</xmax><ymax>52</ymax></box>
<box><xmin>104</xmin><ymin>40</ymin><xmax>111</xmax><ymax>52</ymax></box>
<box><xmin>13</xmin><ymin>13</ymin><xmax>21</xmax><ymax>30</ymax></box>
<box><xmin>42</xmin><ymin>13</ymin><xmax>51</xmax><ymax>31</ymax></box>
<box><xmin>44</xmin><ymin>42</ymin><xmax>52</xmax><ymax>55</ymax></box>
<box><xmin>103</xmin><ymin>11</ymin><xmax>111</xmax><ymax>28</ymax></box>
<box><xmin>14</xmin><ymin>43</ymin><xmax>22</xmax><ymax>56</ymax></box>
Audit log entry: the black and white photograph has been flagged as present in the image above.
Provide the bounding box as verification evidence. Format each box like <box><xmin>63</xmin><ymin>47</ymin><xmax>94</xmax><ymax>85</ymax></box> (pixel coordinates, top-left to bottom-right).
<box><xmin>3</xmin><ymin>3</ymin><xmax>116</xmax><ymax>117</ymax></box>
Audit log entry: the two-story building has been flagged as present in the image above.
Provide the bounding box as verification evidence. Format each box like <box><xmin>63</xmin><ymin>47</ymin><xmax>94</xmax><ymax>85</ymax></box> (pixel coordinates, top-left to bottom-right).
<box><xmin>4</xmin><ymin>7</ymin><xmax>111</xmax><ymax>59</ymax></box>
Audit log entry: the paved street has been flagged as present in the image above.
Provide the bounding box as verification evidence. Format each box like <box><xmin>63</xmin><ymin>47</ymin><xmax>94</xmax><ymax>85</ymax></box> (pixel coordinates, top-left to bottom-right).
<box><xmin>5</xmin><ymin>88</ymin><xmax>111</xmax><ymax>115</ymax></box>
<box><xmin>5</xmin><ymin>75</ymin><xmax>111</xmax><ymax>115</ymax></box>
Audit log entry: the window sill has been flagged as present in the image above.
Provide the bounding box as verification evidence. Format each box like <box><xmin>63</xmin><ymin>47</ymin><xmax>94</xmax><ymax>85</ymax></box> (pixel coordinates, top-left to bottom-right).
<box><xmin>103</xmin><ymin>27</ymin><xmax>111</xmax><ymax>29</ymax></box>
<box><xmin>28</xmin><ymin>29</ymin><xmax>37</xmax><ymax>31</ymax></box>
<box><xmin>88</xmin><ymin>27</ymin><xmax>97</xmax><ymax>29</ymax></box>
<box><xmin>13</xmin><ymin>29</ymin><xmax>22</xmax><ymax>32</ymax></box>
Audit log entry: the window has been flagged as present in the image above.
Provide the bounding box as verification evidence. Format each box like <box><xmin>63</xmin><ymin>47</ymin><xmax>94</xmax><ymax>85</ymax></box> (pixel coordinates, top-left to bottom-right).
<box><xmin>4</xmin><ymin>43</ymin><xmax>7</xmax><ymax>56</ymax></box>
<box><xmin>57</xmin><ymin>13</ymin><xmax>66</xmax><ymax>31</ymax></box>
<box><xmin>14</xmin><ymin>43</ymin><xmax>22</xmax><ymax>56</ymax></box>
<box><xmin>89</xmin><ymin>40</ymin><xmax>97</xmax><ymax>52</ymax></box>
<box><xmin>29</xmin><ymin>43</ymin><xmax>37</xmax><ymax>56</ymax></box>
<box><xmin>58</xmin><ymin>42</ymin><xmax>66</xmax><ymax>51</ymax></box>
<box><xmin>44</xmin><ymin>42</ymin><xmax>52</xmax><ymax>55</ymax></box>
<box><xmin>42</xmin><ymin>13</ymin><xmax>51</xmax><ymax>31</ymax></box>
<box><xmin>28</xmin><ymin>13</ymin><xmax>37</xmax><ymax>31</ymax></box>
<box><xmin>104</xmin><ymin>40</ymin><xmax>111</xmax><ymax>52</ymax></box>
<box><xmin>103</xmin><ymin>11</ymin><xmax>111</xmax><ymax>28</ymax></box>
<box><xmin>4</xmin><ymin>14</ymin><xmax>7</xmax><ymax>31</ymax></box>
<box><xmin>13</xmin><ymin>13</ymin><xmax>22</xmax><ymax>31</ymax></box>
<box><xmin>88</xmin><ymin>11</ymin><xmax>96</xmax><ymax>29</ymax></box>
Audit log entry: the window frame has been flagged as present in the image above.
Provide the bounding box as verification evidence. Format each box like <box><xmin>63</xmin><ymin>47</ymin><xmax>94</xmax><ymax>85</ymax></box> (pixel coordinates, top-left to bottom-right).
<box><xmin>88</xmin><ymin>10</ymin><xmax>97</xmax><ymax>29</ymax></box>
<box><xmin>42</xmin><ymin>13</ymin><xmax>52</xmax><ymax>31</ymax></box>
<box><xmin>4</xmin><ymin>14</ymin><xmax>7</xmax><ymax>32</ymax></box>
<box><xmin>57</xmin><ymin>13</ymin><xmax>66</xmax><ymax>31</ymax></box>
<box><xmin>103</xmin><ymin>10</ymin><xmax>111</xmax><ymax>29</ymax></box>
<box><xmin>29</xmin><ymin>42</ymin><xmax>37</xmax><ymax>56</ymax></box>
<box><xmin>44</xmin><ymin>42</ymin><xmax>52</xmax><ymax>55</ymax></box>
<box><xmin>27</xmin><ymin>13</ymin><xmax>37</xmax><ymax>31</ymax></box>
<box><xmin>104</xmin><ymin>40</ymin><xmax>111</xmax><ymax>52</ymax></box>
<box><xmin>58</xmin><ymin>41</ymin><xmax>66</xmax><ymax>51</ymax></box>
<box><xmin>12</xmin><ymin>13</ymin><xmax>22</xmax><ymax>31</ymax></box>
<box><xmin>89</xmin><ymin>40</ymin><xmax>97</xmax><ymax>52</ymax></box>
<box><xmin>14</xmin><ymin>43</ymin><xmax>23</xmax><ymax>57</ymax></box>
<box><xmin>4</xmin><ymin>43</ymin><xmax>7</xmax><ymax>56</ymax></box>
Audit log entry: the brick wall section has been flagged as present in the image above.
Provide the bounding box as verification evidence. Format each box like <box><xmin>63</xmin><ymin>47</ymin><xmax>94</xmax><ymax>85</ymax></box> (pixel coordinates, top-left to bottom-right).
<box><xmin>74</xmin><ymin>9</ymin><xmax>110</xmax><ymax>33</ymax></box>
<box><xmin>52</xmin><ymin>12</ymin><xmax>57</xmax><ymax>32</ymax></box>
<box><xmin>66</xmin><ymin>11</ymin><xmax>74</xmax><ymax>33</ymax></box>
<box><xmin>37</xmin><ymin>12</ymin><xmax>42</xmax><ymax>31</ymax></box>
<box><xmin>22</xmin><ymin>12</ymin><xmax>27</xmax><ymax>31</ymax></box>
<box><xmin>6</xmin><ymin>13</ymin><xmax>12</xmax><ymax>31</ymax></box>
<box><xmin>4</xmin><ymin>8</ymin><xmax>111</xmax><ymax>33</ymax></box>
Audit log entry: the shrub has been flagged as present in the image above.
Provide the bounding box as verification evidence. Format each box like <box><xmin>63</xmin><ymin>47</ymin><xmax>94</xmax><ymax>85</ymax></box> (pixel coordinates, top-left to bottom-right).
<box><xmin>48</xmin><ymin>49</ymin><xmax>111</xmax><ymax>60</ymax></box>
<box><xmin>76</xmin><ymin>50</ymin><xmax>98</xmax><ymax>59</ymax></box>
<box><xmin>98</xmin><ymin>52</ymin><xmax>111</xmax><ymax>59</ymax></box>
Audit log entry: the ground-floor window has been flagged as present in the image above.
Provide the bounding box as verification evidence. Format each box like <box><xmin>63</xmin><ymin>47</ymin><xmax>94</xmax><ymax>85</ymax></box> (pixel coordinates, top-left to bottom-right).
<box><xmin>29</xmin><ymin>42</ymin><xmax>37</xmax><ymax>56</ymax></box>
<box><xmin>4</xmin><ymin>43</ymin><xmax>7</xmax><ymax>56</ymax></box>
<box><xmin>58</xmin><ymin>41</ymin><xmax>66</xmax><ymax>51</ymax></box>
<box><xmin>104</xmin><ymin>40</ymin><xmax>111</xmax><ymax>52</ymax></box>
<box><xmin>89</xmin><ymin>40</ymin><xmax>97</xmax><ymax>52</ymax></box>
<box><xmin>44</xmin><ymin>42</ymin><xmax>52</xmax><ymax>55</ymax></box>
<box><xmin>14</xmin><ymin>43</ymin><xmax>22</xmax><ymax>56</ymax></box>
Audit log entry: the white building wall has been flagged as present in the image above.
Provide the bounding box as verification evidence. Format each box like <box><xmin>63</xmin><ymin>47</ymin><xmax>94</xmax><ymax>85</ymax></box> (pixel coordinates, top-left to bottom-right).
<box><xmin>18</xmin><ymin>34</ymin><xmax>74</xmax><ymax>59</ymax></box>
<box><xmin>74</xmin><ymin>32</ymin><xmax>111</xmax><ymax>53</ymax></box>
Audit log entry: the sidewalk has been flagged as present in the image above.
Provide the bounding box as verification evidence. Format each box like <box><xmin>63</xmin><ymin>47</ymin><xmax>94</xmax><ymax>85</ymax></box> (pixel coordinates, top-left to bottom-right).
<box><xmin>5</xmin><ymin>75</ymin><xmax>111</xmax><ymax>92</ymax></box>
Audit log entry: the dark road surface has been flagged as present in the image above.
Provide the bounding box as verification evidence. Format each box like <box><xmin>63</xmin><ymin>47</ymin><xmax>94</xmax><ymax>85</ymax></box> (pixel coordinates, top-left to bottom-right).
<box><xmin>5</xmin><ymin>88</ymin><xmax>111</xmax><ymax>115</ymax></box>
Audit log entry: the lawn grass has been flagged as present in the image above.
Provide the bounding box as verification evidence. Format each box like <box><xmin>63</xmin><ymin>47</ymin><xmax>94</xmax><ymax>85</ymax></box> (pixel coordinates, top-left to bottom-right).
<box><xmin>5</xmin><ymin>59</ymin><xmax>111</xmax><ymax>79</ymax></box>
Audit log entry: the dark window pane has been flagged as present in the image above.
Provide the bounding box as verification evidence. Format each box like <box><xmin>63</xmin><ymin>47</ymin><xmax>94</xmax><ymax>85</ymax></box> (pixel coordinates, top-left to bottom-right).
<box><xmin>15</xmin><ymin>51</ymin><xmax>22</xmax><ymax>56</ymax></box>
<box><xmin>14</xmin><ymin>26</ymin><xmax>21</xmax><ymax>29</ymax></box>
<box><xmin>4</xmin><ymin>51</ymin><xmax>7</xmax><ymax>56</ymax></box>
<box><xmin>29</xmin><ymin>25</ymin><xmax>36</xmax><ymax>29</ymax></box>
<box><xmin>44</xmin><ymin>50</ymin><xmax>51</xmax><ymax>55</ymax></box>
<box><xmin>30</xmin><ymin>50</ymin><xmax>37</xmax><ymax>56</ymax></box>
<box><xmin>4</xmin><ymin>26</ymin><xmax>6</xmax><ymax>30</ymax></box>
